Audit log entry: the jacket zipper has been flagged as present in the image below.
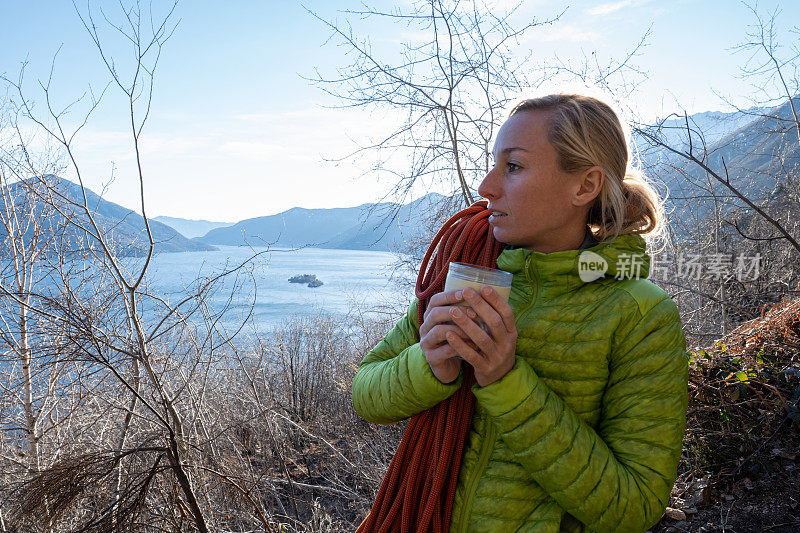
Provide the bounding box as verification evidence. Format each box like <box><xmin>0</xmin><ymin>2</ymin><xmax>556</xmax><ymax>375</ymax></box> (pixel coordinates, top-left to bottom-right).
<box><xmin>515</xmin><ymin>254</ymin><xmax>540</xmax><ymax>328</ymax></box>
<box><xmin>454</xmin><ymin>418</ymin><xmax>495</xmax><ymax>532</ymax></box>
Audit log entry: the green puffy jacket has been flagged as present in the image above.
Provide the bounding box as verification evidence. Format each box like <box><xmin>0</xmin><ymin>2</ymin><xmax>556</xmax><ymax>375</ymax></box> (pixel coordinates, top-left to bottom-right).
<box><xmin>352</xmin><ymin>233</ymin><xmax>689</xmax><ymax>532</ymax></box>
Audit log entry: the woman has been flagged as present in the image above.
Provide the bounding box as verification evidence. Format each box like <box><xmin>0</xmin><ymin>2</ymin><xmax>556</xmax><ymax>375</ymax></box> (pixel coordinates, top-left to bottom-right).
<box><xmin>351</xmin><ymin>94</ymin><xmax>689</xmax><ymax>532</ymax></box>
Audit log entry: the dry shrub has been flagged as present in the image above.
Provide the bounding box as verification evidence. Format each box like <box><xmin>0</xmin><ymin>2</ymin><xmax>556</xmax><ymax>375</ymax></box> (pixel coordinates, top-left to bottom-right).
<box><xmin>11</xmin><ymin>448</ymin><xmax>167</xmax><ymax>532</ymax></box>
<box><xmin>683</xmin><ymin>296</ymin><xmax>800</xmax><ymax>480</ymax></box>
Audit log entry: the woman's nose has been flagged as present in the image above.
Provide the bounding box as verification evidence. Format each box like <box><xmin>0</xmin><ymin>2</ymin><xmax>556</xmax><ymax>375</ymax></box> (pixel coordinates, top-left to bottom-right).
<box><xmin>478</xmin><ymin>167</ymin><xmax>498</xmax><ymax>199</ymax></box>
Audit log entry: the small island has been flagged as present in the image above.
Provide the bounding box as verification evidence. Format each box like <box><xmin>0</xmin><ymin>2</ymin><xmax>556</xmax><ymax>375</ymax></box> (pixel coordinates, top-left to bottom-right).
<box><xmin>288</xmin><ymin>274</ymin><xmax>324</xmax><ymax>288</ymax></box>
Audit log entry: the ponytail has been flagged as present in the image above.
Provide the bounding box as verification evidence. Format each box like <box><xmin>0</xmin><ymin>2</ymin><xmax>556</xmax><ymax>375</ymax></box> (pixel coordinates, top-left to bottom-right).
<box><xmin>589</xmin><ymin>166</ymin><xmax>662</xmax><ymax>241</ymax></box>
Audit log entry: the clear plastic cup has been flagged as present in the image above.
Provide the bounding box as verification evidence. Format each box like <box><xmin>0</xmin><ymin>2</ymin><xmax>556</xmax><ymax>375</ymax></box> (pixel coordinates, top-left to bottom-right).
<box><xmin>443</xmin><ymin>262</ymin><xmax>513</xmax><ymax>358</ymax></box>
<box><xmin>444</xmin><ymin>262</ymin><xmax>513</xmax><ymax>302</ymax></box>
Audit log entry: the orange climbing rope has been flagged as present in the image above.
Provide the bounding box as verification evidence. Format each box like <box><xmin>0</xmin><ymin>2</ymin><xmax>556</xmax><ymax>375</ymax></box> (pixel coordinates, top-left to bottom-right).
<box><xmin>357</xmin><ymin>200</ymin><xmax>505</xmax><ymax>533</ymax></box>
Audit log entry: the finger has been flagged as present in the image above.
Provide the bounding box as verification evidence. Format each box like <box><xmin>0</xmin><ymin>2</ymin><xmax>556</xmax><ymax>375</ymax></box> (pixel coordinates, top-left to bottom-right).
<box><xmin>420</xmin><ymin>307</ymin><xmax>448</xmax><ymax>338</ymax></box>
<box><xmin>429</xmin><ymin>306</ymin><xmax>478</xmax><ymax>326</ymax></box>
<box><xmin>449</xmin><ymin>306</ymin><xmax>493</xmax><ymax>354</ymax></box>
<box><xmin>424</xmin><ymin>290</ymin><xmax>464</xmax><ymax>322</ymax></box>
<box><xmin>432</xmin><ymin>323</ymin><xmax>480</xmax><ymax>345</ymax></box>
<box><xmin>421</xmin><ymin>324</ymin><xmax>459</xmax><ymax>350</ymax></box>
<box><xmin>420</xmin><ymin>306</ymin><xmax>478</xmax><ymax>338</ymax></box>
<box><xmin>421</xmin><ymin>323</ymin><xmax>477</xmax><ymax>350</ymax></box>
<box><xmin>462</xmin><ymin>287</ymin><xmax>509</xmax><ymax>339</ymax></box>
<box><xmin>477</xmin><ymin>286</ymin><xmax>516</xmax><ymax>334</ymax></box>
<box><xmin>428</xmin><ymin>289</ymin><xmax>465</xmax><ymax>309</ymax></box>
<box><xmin>425</xmin><ymin>343</ymin><xmax>463</xmax><ymax>367</ymax></box>
<box><xmin>420</xmin><ymin>306</ymin><xmax>454</xmax><ymax>337</ymax></box>
<box><xmin>445</xmin><ymin>330</ymin><xmax>484</xmax><ymax>368</ymax></box>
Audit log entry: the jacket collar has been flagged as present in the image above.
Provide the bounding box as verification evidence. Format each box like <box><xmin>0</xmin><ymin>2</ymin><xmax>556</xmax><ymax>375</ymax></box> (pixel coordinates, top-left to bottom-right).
<box><xmin>495</xmin><ymin>233</ymin><xmax>650</xmax><ymax>297</ymax></box>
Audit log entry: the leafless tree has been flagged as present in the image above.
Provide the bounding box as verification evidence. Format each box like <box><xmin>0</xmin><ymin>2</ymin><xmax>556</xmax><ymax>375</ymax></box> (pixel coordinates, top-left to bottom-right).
<box><xmin>306</xmin><ymin>0</ymin><xmax>657</xmax><ymax>290</ymax></box>
<box><xmin>0</xmin><ymin>0</ymin><xmax>406</xmax><ymax>529</ymax></box>
<box><xmin>631</xmin><ymin>1</ymin><xmax>800</xmax><ymax>342</ymax></box>
<box><xmin>306</xmin><ymin>0</ymin><xmax>562</xmax><ymax>209</ymax></box>
<box><xmin>0</xmin><ymin>110</ymin><xmax>71</xmax><ymax>477</ymax></box>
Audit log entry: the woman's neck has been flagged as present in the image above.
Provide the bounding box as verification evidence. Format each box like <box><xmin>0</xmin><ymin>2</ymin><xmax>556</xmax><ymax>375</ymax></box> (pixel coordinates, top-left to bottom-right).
<box><xmin>528</xmin><ymin>224</ymin><xmax>589</xmax><ymax>254</ymax></box>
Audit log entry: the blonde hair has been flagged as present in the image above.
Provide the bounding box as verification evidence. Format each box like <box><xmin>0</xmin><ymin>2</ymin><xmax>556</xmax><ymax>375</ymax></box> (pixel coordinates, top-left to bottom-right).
<box><xmin>509</xmin><ymin>94</ymin><xmax>663</xmax><ymax>242</ymax></box>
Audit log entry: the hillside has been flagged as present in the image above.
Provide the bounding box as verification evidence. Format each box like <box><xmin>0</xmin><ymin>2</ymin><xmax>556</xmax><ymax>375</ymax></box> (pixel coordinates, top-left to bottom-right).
<box><xmin>197</xmin><ymin>192</ymin><xmax>446</xmax><ymax>251</ymax></box>
<box><xmin>635</xmin><ymin>104</ymin><xmax>771</xmax><ymax>167</ymax></box>
<box><xmin>2</xmin><ymin>176</ymin><xmax>216</xmax><ymax>256</ymax></box>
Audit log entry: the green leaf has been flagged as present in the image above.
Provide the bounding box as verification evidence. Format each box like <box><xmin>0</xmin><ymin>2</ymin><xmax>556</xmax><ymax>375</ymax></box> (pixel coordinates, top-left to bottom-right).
<box><xmin>735</xmin><ymin>371</ymin><xmax>749</xmax><ymax>382</ymax></box>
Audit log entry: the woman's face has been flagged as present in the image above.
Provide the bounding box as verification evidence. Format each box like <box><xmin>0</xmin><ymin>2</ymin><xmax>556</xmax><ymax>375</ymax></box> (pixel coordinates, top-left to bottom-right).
<box><xmin>478</xmin><ymin>110</ymin><xmax>601</xmax><ymax>253</ymax></box>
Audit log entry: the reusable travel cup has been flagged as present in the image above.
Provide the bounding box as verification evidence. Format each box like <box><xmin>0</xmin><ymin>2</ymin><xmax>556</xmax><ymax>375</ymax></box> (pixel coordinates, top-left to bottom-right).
<box><xmin>444</xmin><ymin>262</ymin><xmax>513</xmax><ymax>302</ymax></box>
<box><xmin>443</xmin><ymin>262</ymin><xmax>513</xmax><ymax>358</ymax></box>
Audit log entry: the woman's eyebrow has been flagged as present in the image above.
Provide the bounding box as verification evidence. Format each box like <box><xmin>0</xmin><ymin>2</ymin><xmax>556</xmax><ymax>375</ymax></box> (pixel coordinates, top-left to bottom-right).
<box><xmin>501</xmin><ymin>147</ymin><xmax>528</xmax><ymax>154</ymax></box>
<box><xmin>492</xmin><ymin>146</ymin><xmax>529</xmax><ymax>158</ymax></box>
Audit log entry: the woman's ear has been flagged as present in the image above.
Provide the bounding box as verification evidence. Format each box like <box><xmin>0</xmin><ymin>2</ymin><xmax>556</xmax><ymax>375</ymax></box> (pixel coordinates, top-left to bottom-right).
<box><xmin>572</xmin><ymin>166</ymin><xmax>604</xmax><ymax>207</ymax></box>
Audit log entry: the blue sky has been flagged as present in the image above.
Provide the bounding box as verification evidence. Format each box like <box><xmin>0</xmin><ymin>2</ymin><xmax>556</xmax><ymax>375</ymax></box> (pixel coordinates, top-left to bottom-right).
<box><xmin>1</xmin><ymin>0</ymin><xmax>798</xmax><ymax>222</ymax></box>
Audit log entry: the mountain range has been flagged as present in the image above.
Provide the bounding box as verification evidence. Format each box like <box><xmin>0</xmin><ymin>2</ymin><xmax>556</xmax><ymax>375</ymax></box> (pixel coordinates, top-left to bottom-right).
<box><xmin>155</xmin><ymin>101</ymin><xmax>794</xmax><ymax>250</ymax></box>
<box><xmin>183</xmin><ymin>101</ymin><xmax>790</xmax><ymax>248</ymax></box>
<box><xmin>195</xmin><ymin>193</ymin><xmax>445</xmax><ymax>252</ymax></box>
<box><xmin>632</xmin><ymin>104</ymin><xmax>773</xmax><ymax>165</ymax></box>
<box><xmin>639</xmin><ymin>96</ymin><xmax>799</xmax><ymax>223</ymax></box>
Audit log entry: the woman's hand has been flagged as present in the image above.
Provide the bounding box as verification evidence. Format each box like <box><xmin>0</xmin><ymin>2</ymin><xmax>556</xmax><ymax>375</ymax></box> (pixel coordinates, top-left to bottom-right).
<box><xmin>419</xmin><ymin>290</ymin><xmax>480</xmax><ymax>384</ymax></box>
<box><xmin>445</xmin><ymin>286</ymin><xmax>517</xmax><ymax>388</ymax></box>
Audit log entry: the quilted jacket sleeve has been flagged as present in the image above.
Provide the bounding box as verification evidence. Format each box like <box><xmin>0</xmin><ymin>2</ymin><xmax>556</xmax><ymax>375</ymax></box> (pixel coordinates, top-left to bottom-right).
<box><xmin>472</xmin><ymin>296</ymin><xmax>689</xmax><ymax>532</ymax></box>
<box><xmin>351</xmin><ymin>298</ymin><xmax>465</xmax><ymax>425</ymax></box>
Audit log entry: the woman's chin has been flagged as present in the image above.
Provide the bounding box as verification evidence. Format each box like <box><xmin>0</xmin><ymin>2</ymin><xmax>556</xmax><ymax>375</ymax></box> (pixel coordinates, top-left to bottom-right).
<box><xmin>491</xmin><ymin>227</ymin><xmax>511</xmax><ymax>245</ymax></box>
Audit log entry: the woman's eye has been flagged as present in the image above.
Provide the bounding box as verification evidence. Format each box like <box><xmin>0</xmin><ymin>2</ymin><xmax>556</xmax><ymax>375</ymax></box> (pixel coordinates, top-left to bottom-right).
<box><xmin>507</xmin><ymin>162</ymin><xmax>520</xmax><ymax>172</ymax></box>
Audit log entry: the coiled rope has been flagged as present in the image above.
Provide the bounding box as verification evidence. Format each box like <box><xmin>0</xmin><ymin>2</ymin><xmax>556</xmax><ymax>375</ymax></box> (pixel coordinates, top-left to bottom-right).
<box><xmin>357</xmin><ymin>200</ymin><xmax>505</xmax><ymax>532</ymax></box>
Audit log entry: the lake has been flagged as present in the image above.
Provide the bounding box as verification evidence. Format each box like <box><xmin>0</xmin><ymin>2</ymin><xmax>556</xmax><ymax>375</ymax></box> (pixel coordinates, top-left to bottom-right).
<box><xmin>125</xmin><ymin>245</ymin><xmax>414</xmax><ymax>334</ymax></box>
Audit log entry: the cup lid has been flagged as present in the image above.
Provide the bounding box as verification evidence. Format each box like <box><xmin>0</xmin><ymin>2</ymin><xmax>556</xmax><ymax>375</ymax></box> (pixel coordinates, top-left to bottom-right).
<box><xmin>447</xmin><ymin>261</ymin><xmax>513</xmax><ymax>287</ymax></box>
